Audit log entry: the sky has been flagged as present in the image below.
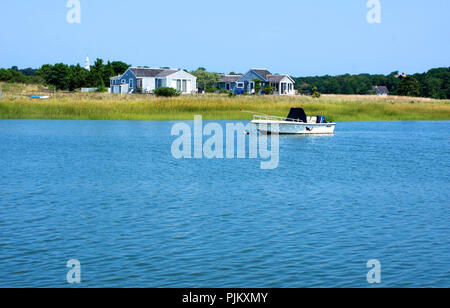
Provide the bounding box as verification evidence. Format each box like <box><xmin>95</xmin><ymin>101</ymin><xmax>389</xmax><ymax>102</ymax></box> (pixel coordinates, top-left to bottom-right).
<box><xmin>0</xmin><ymin>0</ymin><xmax>449</xmax><ymax>76</ymax></box>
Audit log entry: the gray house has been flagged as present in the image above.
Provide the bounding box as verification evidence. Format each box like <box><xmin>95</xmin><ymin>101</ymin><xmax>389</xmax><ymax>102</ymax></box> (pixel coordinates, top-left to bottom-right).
<box><xmin>110</xmin><ymin>67</ymin><xmax>197</xmax><ymax>94</ymax></box>
<box><xmin>373</xmin><ymin>86</ymin><xmax>389</xmax><ymax>96</ymax></box>
<box><xmin>218</xmin><ymin>75</ymin><xmax>243</xmax><ymax>92</ymax></box>
<box><xmin>222</xmin><ymin>69</ymin><xmax>295</xmax><ymax>95</ymax></box>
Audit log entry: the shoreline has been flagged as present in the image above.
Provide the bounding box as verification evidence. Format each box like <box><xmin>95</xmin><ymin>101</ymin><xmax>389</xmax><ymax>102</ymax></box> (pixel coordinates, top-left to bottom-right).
<box><xmin>1</xmin><ymin>103</ymin><xmax>449</xmax><ymax>121</ymax></box>
<box><xmin>0</xmin><ymin>116</ymin><xmax>450</xmax><ymax>122</ymax></box>
<box><xmin>0</xmin><ymin>86</ymin><xmax>449</xmax><ymax>122</ymax></box>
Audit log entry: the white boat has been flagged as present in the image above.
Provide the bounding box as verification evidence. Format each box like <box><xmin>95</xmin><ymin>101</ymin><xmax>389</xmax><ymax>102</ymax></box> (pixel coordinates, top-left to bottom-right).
<box><xmin>251</xmin><ymin>108</ymin><xmax>336</xmax><ymax>135</ymax></box>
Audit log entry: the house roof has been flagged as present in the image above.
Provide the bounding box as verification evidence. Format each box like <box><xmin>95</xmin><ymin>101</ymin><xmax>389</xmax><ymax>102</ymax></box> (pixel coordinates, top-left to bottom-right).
<box><xmin>251</xmin><ymin>69</ymin><xmax>272</xmax><ymax>80</ymax></box>
<box><xmin>373</xmin><ymin>86</ymin><xmax>389</xmax><ymax>95</ymax></box>
<box><xmin>267</xmin><ymin>74</ymin><xmax>289</xmax><ymax>83</ymax></box>
<box><xmin>156</xmin><ymin>69</ymin><xmax>180</xmax><ymax>77</ymax></box>
<box><xmin>129</xmin><ymin>67</ymin><xmax>179</xmax><ymax>78</ymax></box>
<box><xmin>219</xmin><ymin>75</ymin><xmax>243</xmax><ymax>83</ymax></box>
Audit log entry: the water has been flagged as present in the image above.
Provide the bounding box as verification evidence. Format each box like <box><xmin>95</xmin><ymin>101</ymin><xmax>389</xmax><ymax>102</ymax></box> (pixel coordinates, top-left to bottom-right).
<box><xmin>0</xmin><ymin>120</ymin><xmax>449</xmax><ymax>288</ymax></box>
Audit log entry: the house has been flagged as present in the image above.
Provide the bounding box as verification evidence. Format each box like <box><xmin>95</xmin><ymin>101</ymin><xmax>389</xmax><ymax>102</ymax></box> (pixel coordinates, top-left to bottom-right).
<box><xmin>218</xmin><ymin>75</ymin><xmax>243</xmax><ymax>92</ymax></box>
<box><xmin>232</xmin><ymin>69</ymin><xmax>295</xmax><ymax>95</ymax></box>
<box><xmin>373</xmin><ymin>86</ymin><xmax>389</xmax><ymax>96</ymax></box>
<box><xmin>110</xmin><ymin>67</ymin><xmax>197</xmax><ymax>94</ymax></box>
<box><xmin>394</xmin><ymin>73</ymin><xmax>408</xmax><ymax>79</ymax></box>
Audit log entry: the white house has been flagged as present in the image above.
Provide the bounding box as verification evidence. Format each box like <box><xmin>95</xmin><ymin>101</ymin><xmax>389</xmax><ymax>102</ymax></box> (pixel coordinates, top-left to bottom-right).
<box><xmin>110</xmin><ymin>67</ymin><xmax>197</xmax><ymax>94</ymax></box>
<box><xmin>373</xmin><ymin>86</ymin><xmax>389</xmax><ymax>96</ymax></box>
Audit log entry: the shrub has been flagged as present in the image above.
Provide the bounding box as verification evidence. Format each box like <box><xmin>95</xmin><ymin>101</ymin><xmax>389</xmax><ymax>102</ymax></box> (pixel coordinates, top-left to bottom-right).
<box><xmin>253</xmin><ymin>79</ymin><xmax>262</xmax><ymax>94</ymax></box>
<box><xmin>96</xmin><ymin>85</ymin><xmax>108</xmax><ymax>93</ymax></box>
<box><xmin>312</xmin><ymin>86</ymin><xmax>321</xmax><ymax>98</ymax></box>
<box><xmin>205</xmin><ymin>85</ymin><xmax>217</xmax><ymax>93</ymax></box>
<box><xmin>96</xmin><ymin>81</ymin><xmax>108</xmax><ymax>93</ymax></box>
<box><xmin>264</xmin><ymin>85</ymin><xmax>275</xmax><ymax>95</ymax></box>
<box><xmin>154</xmin><ymin>87</ymin><xmax>181</xmax><ymax>97</ymax></box>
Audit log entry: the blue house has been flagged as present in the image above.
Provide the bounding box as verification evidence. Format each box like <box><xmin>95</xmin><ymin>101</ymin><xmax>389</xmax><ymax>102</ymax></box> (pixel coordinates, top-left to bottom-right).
<box><xmin>218</xmin><ymin>75</ymin><xmax>243</xmax><ymax>93</ymax></box>
<box><xmin>222</xmin><ymin>69</ymin><xmax>296</xmax><ymax>95</ymax></box>
<box><xmin>110</xmin><ymin>67</ymin><xmax>197</xmax><ymax>94</ymax></box>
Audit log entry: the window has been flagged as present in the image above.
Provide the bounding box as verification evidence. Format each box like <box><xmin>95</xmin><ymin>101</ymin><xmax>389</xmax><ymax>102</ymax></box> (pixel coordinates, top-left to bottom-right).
<box><xmin>182</xmin><ymin>80</ymin><xmax>187</xmax><ymax>93</ymax></box>
<box><xmin>237</xmin><ymin>82</ymin><xmax>244</xmax><ymax>88</ymax></box>
<box><xmin>226</xmin><ymin>83</ymin><xmax>230</xmax><ymax>90</ymax></box>
<box><xmin>129</xmin><ymin>78</ymin><xmax>133</xmax><ymax>88</ymax></box>
<box><xmin>156</xmin><ymin>79</ymin><xmax>163</xmax><ymax>88</ymax></box>
<box><xmin>176</xmin><ymin>80</ymin><xmax>182</xmax><ymax>91</ymax></box>
<box><xmin>121</xmin><ymin>79</ymin><xmax>126</xmax><ymax>84</ymax></box>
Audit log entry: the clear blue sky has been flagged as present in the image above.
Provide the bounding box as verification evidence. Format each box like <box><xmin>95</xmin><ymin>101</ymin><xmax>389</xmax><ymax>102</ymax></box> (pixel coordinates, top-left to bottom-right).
<box><xmin>0</xmin><ymin>0</ymin><xmax>448</xmax><ymax>76</ymax></box>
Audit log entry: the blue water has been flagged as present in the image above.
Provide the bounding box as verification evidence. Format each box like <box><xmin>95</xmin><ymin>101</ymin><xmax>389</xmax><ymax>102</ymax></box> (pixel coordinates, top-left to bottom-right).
<box><xmin>0</xmin><ymin>120</ymin><xmax>449</xmax><ymax>288</ymax></box>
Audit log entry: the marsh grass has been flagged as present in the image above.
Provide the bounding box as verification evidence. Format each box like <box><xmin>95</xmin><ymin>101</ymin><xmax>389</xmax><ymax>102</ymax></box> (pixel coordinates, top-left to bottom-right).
<box><xmin>0</xmin><ymin>82</ymin><xmax>449</xmax><ymax>121</ymax></box>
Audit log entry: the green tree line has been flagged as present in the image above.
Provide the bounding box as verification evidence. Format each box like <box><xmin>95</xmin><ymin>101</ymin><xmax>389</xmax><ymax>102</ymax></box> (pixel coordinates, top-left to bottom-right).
<box><xmin>1</xmin><ymin>61</ymin><xmax>449</xmax><ymax>99</ymax></box>
<box><xmin>295</xmin><ymin>68</ymin><xmax>450</xmax><ymax>99</ymax></box>
<box><xmin>0</xmin><ymin>59</ymin><xmax>129</xmax><ymax>91</ymax></box>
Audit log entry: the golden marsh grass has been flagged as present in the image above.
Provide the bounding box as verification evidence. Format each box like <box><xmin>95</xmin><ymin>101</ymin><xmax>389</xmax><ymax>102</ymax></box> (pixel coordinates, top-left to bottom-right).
<box><xmin>0</xmin><ymin>82</ymin><xmax>449</xmax><ymax>121</ymax></box>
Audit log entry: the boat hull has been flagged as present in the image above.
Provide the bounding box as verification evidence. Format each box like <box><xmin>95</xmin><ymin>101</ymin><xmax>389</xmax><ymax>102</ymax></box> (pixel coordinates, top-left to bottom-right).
<box><xmin>251</xmin><ymin>120</ymin><xmax>336</xmax><ymax>135</ymax></box>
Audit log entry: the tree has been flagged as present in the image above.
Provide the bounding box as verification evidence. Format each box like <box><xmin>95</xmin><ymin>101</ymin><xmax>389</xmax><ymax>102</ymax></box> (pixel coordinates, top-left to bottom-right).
<box><xmin>36</xmin><ymin>64</ymin><xmax>53</xmax><ymax>83</ymax></box>
<box><xmin>52</xmin><ymin>63</ymin><xmax>71</xmax><ymax>90</ymax></box>
<box><xmin>36</xmin><ymin>63</ymin><xmax>70</xmax><ymax>90</ymax></box>
<box><xmin>102</xmin><ymin>61</ymin><xmax>116</xmax><ymax>86</ymax></box>
<box><xmin>26</xmin><ymin>59</ymin><xmax>130</xmax><ymax>90</ymax></box>
<box><xmin>191</xmin><ymin>68</ymin><xmax>220</xmax><ymax>92</ymax></box>
<box><xmin>111</xmin><ymin>61</ymin><xmax>130</xmax><ymax>76</ymax></box>
<box><xmin>0</xmin><ymin>68</ymin><xmax>29</xmax><ymax>83</ymax></box>
<box><xmin>87</xmin><ymin>58</ymin><xmax>105</xmax><ymax>87</ymax></box>
<box><xmin>397</xmin><ymin>76</ymin><xmax>420</xmax><ymax>97</ymax></box>
<box><xmin>253</xmin><ymin>79</ymin><xmax>262</xmax><ymax>94</ymax></box>
<box><xmin>68</xmin><ymin>64</ymin><xmax>88</xmax><ymax>91</ymax></box>
<box><xmin>312</xmin><ymin>86</ymin><xmax>321</xmax><ymax>98</ymax></box>
<box><xmin>20</xmin><ymin>68</ymin><xmax>37</xmax><ymax>76</ymax></box>
<box><xmin>423</xmin><ymin>77</ymin><xmax>442</xmax><ymax>99</ymax></box>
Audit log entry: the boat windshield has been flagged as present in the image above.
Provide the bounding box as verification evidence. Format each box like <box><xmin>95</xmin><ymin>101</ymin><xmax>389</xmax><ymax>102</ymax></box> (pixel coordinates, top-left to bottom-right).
<box><xmin>286</xmin><ymin>108</ymin><xmax>307</xmax><ymax>123</ymax></box>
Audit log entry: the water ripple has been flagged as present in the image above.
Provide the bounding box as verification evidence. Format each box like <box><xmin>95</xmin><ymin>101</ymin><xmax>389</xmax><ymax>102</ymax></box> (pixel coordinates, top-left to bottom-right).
<box><xmin>0</xmin><ymin>120</ymin><xmax>449</xmax><ymax>287</ymax></box>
